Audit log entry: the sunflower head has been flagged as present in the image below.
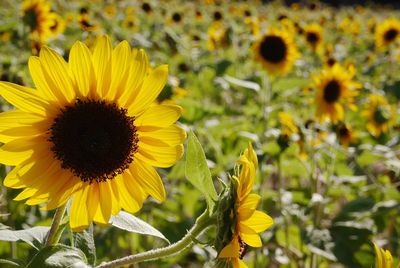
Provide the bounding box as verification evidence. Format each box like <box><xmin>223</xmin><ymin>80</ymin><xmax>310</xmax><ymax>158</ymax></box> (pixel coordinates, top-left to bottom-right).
<box><xmin>304</xmin><ymin>23</ymin><xmax>323</xmax><ymax>51</ymax></box>
<box><xmin>314</xmin><ymin>64</ymin><xmax>361</xmax><ymax>123</ymax></box>
<box><xmin>253</xmin><ymin>29</ymin><xmax>299</xmax><ymax>76</ymax></box>
<box><xmin>22</xmin><ymin>0</ymin><xmax>54</xmax><ymax>42</ymax></box>
<box><xmin>0</xmin><ymin>36</ymin><xmax>186</xmax><ymax>231</ymax></box>
<box><xmin>335</xmin><ymin>122</ymin><xmax>356</xmax><ymax>147</ymax></box>
<box><xmin>375</xmin><ymin>18</ymin><xmax>400</xmax><ymax>50</ymax></box>
<box><xmin>216</xmin><ymin>144</ymin><xmax>273</xmax><ymax>267</ymax></box>
<box><xmin>207</xmin><ymin>22</ymin><xmax>229</xmax><ymax>51</ymax></box>
<box><xmin>362</xmin><ymin>95</ymin><xmax>396</xmax><ymax>137</ymax></box>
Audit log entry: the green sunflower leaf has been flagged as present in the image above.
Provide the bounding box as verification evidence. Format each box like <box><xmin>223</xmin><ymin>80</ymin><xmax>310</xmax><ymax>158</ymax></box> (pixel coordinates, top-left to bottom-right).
<box><xmin>0</xmin><ymin>226</ymin><xmax>50</xmax><ymax>249</ymax></box>
<box><xmin>73</xmin><ymin>225</ymin><xmax>96</xmax><ymax>266</ymax></box>
<box><xmin>26</xmin><ymin>244</ymin><xmax>89</xmax><ymax>268</ymax></box>
<box><xmin>0</xmin><ymin>258</ymin><xmax>25</xmax><ymax>267</ymax></box>
<box><xmin>185</xmin><ymin>131</ymin><xmax>218</xmax><ymax>214</ymax></box>
<box><xmin>109</xmin><ymin>211</ymin><xmax>169</xmax><ymax>243</ymax></box>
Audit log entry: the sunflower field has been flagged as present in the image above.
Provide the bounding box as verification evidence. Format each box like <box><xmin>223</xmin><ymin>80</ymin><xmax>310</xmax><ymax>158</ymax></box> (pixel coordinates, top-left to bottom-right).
<box><xmin>0</xmin><ymin>0</ymin><xmax>399</xmax><ymax>267</ymax></box>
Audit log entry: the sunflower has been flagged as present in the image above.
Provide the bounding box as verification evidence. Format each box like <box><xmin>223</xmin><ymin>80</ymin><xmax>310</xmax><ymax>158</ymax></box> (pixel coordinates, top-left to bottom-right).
<box><xmin>207</xmin><ymin>21</ymin><xmax>228</xmax><ymax>51</ymax></box>
<box><xmin>304</xmin><ymin>23</ymin><xmax>323</xmax><ymax>51</ymax></box>
<box><xmin>49</xmin><ymin>13</ymin><xmax>65</xmax><ymax>37</ymax></box>
<box><xmin>278</xmin><ymin>111</ymin><xmax>298</xmax><ymax>137</ymax></box>
<box><xmin>373</xmin><ymin>243</ymin><xmax>396</xmax><ymax>268</ymax></box>
<box><xmin>253</xmin><ymin>29</ymin><xmax>299</xmax><ymax>76</ymax></box>
<box><xmin>122</xmin><ymin>15</ymin><xmax>138</xmax><ymax>32</ymax></box>
<box><xmin>0</xmin><ymin>36</ymin><xmax>186</xmax><ymax>231</ymax></box>
<box><xmin>335</xmin><ymin>122</ymin><xmax>356</xmax><ymax>147</ymax></box>
<box><xmin>217</xmin><ymin>144</ymin><xmax>273</xmax><ymax>268</ymax></box>
<box><xmin>375</xmin><ymin>18</ymin><xmax>400</xmax><ymax>50</ymax></box>
<box><xmin>314</xmin><ymin>64</ymin><xmax>360</xmax><ymax>123</ymax></box>
<box><xmin>362</xmin><ymin>95</ymin><xmax>396</xmax><ymax>137</ymax></box>
<box><xmin>22</xmin><ymin>0</ymin><xmax>54</xmax><ymax>43</ymax></box>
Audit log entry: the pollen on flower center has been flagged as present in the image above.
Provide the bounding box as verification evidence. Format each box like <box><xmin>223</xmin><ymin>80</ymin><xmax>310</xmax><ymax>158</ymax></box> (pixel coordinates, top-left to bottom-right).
<box><xmin>259</xmin><ymin>35</ymin><xmax>287</xmax><ymax>63</ymax></box>
<box><xmin>384</xmin><ymin>28</ymin><xmax>398</xmax><ymax>42</ymax></box>
<box><xmin>323</xmin><ymin>80</ymin><xmax>341</xmax><ymax>103</ymax></box>
<box><xmin>49</xmin><ymin>99</ymin><xmax>138</xmax><ymax>183</ymax></box>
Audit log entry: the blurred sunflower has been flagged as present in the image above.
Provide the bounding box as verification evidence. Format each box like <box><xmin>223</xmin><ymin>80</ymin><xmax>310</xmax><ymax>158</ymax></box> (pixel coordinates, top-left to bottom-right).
<box><xmin>335</xmin><ymin>122</ymin><xmax>356</xmax><ymax>147</ymax></box>
<box><xmin>105</xmin><ymin>4</ymin><xmax>116</xmax><ymax>18</ymax></box>
<box><xmin>49</xmin><ymin>13</ymin><xmax>65</xmax><ymax>37</ymax></box>
<box><xmin>216</xmin><ymin>144</ymin><xmax>273</xmax><ymax>268</ymax></box>
<box><xmin>373</xmin><ymin>243</ymin><xmax>396</xmax><ymax>268</ymax></box>
<box><xmin>304</xmin><ymin>23</ymin><xmax>323</xmax><ymax>51</ymax></box>
<box><xmin>253</xmin><ymin>29</ymin><xmax>299</xmax><ymax>75</ymax></box>
<box><xmin>170</xmin><ymin>12</ymin><xmax>183</xmax><ymax>24</ymax></box>
<box><xmin>314</xmin><ymin>64</ymin><xmax>360</xmax><ymax>123</ymax></box>
<box><xmin>78</xmin><ymin>8</ymin><xmax>97</xmax><ymax>32</ymax></box>
<box><xmin>122</xmin><ymin>15</ymin><xmax>137</xmax><ymax>32</ymax></box>
<box><xmin>0</xmin><ymin>36</ymin><xmax>185</xmax><ymax>231</ymax></box>
<box><xmin>141</xmin><ymin>2</ymin><xmax>152</xmax><ymax>14</ymax></box>
<box><xmin>375</xmin><ymin>18</ymin><xmax>400</xmax><ymax>50</ymax></box>
<box><xmin>22</xmin><ymin>0</ymin><xmax>54</xmax><ymax>42</ymax></box>
<box><xmin>207</xmin><ymin>21</ymin><xmax>228</xmax><ymax>51</ymax></box>
<box><xmin>362</xmin><ymin>95</ymin><xmax>396</xmax><ymax>137</ymax></box>
<box><xmin>277</xmin><ymin>112</ymin><xmax>299</xmax><ymax>152</ymax></box>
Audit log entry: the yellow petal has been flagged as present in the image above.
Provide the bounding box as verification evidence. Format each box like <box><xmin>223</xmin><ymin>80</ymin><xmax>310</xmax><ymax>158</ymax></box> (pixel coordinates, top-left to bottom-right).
<box><xmin>92</xmin><ymin>36</ymin><xmax>112</xmax><ymax>97</ymax></box>
<box><xmin>29</xmin><ymin>56</ymin><xmax>59</xmax><ymax>103</ymax></box>
<box><xmin>239</xmin><ymin>231</ymin><xmax>262</xmax><ymax>247</ymax></box>
<box><xmin>138</xmin><ymin>125</ymin><xmax>186</xmax><ymax>147</ymax></box>
<box><xmin>118</xmin><ymin>49</ymin><xmax>149</xmax><ymax>107</ymax></box>
<box><xmin>127</xmin><ymin>65</ymin><xmax>168</xmax><ymax>115</ymax></box>
<box><xmin>0</xmin><ymin>82</ymin><xmax>48</xmax><ymax>115</ymax></box>
<box><xmin>238</xmin><ymin>194</ymin><xmax>260</xmax><ymax>221</ymax></box>
<box><xmin>39</xmin><ymin>46</ymin><xmax>75</xmax><ymax>104</ymax></box>
<box><xmin>240</xmin><ymin>210</ymin><xmax>274</xmax><ymax>233</ymax></box>
<box><xmin>136</xmin><ymin>104</ymin><xmax>183</xmax><ymax>130</ymax></box>
<box><xmin>43</xmin><ymin>177</ymin><xmax>83</xmax><ymax>211</ymax></box>
<box><xmin>108</xmin><ymin>179</ymin><xmax>121</xmax><ymax>215</ymax></box>
<box><xmin>114</xmin><ymin>174</ymin><xmax>141</xmax><ymax>214</ymax></box>
<box><xmin>93</xmin><ymin>182</ymin><xmax>112</xmax><ymax>224</ymax></box>
<box><xmin>136</xmin><ymin>143</ymin><xmax>183</xmax><ymax>168</ymax></box>
<box><xmin>219</xmin><ymin>237</ymin><xmax>240</xmax><ymax>258</ymax></box>
<box><xmin>107</xmin><ymin>41</ymin><xmax>131</xmax><ymax>100</ymax></box>
<box><xmin>129</xmin><ymin>159</ymin><xmax>166</xmax><ymax>202</ymax></box>
<box><xmin>0</xmin><ymin>137</ymin><xmax>45</xmax><ymax>166</ymax></box>
<box><xmin>86</xmin><ymin>183</ymin><xmax>99</xmax><ymax>221</ymax></box>
<box><xmin>69</xmin><ymin>41</ymin><xmax>95</xmax><ymax>98</ymax></box>
<box><xmin>70</xmin><ymin>186</ymin><xmax>90</xmax><ymax>231</ymax></box>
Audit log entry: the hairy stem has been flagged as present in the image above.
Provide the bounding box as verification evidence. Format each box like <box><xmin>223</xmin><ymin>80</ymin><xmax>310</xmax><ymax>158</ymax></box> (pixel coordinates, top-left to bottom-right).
<box><xmin>45</xmin><ymin>203</ymin><xmax>67</xmax><ymax>246</ymax></box>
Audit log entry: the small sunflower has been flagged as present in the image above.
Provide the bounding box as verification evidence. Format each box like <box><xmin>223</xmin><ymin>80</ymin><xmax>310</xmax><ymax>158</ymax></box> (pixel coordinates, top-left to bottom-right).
<box><xmin>362</xmin><ymin>95</ymin><xmax>396</xmax><ymax>137</ymax></box>
<box><xmin>304</xmin><ymin>23</ymin><xmax>323</xmax><ymax>51</ymax></box>
<box><xmin>22</xmin><ymin>0</ymin><xmax>54</xmax><ymax>42</ymax></box>
<box><xmin>122</xmin><ymin>15</ymin><xmax>137</xmax><ymax>32</ymax></box>
<box><xmin>278</xmin><ymin>112</ymin><xmax>298</xmax><ymax>137</ymax></box>
<box><xmin>207</xmin><ymin>21</ymin><xmax>228</xmax><ymax>51</ymax></box>
<box><xmin>375</xmin><ymin>18</ymin><xmax>400</xmax><ymax>50</ymax></box>
<box><xmin>49</xmin><ymin>13</ymin><xmax>65</xmax><ymax>37</ymax></box>
<box><xmin>170</xmin><ymin>12</ymin><xmax>183</xmax><ymax>24</ymax></box>
<box><xmin>314</xmin><ymin>64</ymin><xmax>361</xmax><ymax>123</ymax></box>
<box><xmin>253</xmin><ymin>29</ymin><xmax>299</xmax><ymax>76</ymax></box>
<box><xmin>373</xmin><ymin>242</ymin><xmax>396</xmax><ymax>268</ymax></box>
<box><xmin>0</xmin><ymin>36</ymin><xmax>185</xmax><ymax>231</ymax></box>
<box><xmin>217</xmin><ymin>144</ymin><xmax>273</xmax><ymax>268</ymax></box>
<box><xmin>335</xmin><ymin>122</ymin><xmax>356</xmax><ymax>147</ymax></box>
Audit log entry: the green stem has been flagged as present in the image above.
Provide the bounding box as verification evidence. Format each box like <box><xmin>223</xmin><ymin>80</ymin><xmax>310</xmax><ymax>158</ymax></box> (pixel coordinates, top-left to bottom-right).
<box><xmin>45</xmin><ymin>203</ymin><xmax>67</xmax><ymax>246</ymax></box>
<box><xmin>95</xmin><ymin>210</ymin><xmax>214</xmax><ymax>268</ymax></box>
<box><xmin>277</xmin><ymin>154</ymin><xmax>290</xmax><ymax>256</ymax></box>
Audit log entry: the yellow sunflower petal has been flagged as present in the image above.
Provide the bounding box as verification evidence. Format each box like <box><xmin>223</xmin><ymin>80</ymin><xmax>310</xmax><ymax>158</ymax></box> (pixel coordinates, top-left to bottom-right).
<box><xmin>136</xmin><ymin>104</ymin><xmax>183</xmax><ymax>130</ymax></box>
<box><xmin>240</xmin><ymin>210</ymin><xmax>274</xmax><ymax>233</ymax></box>
<box><xmin>92</xmin><ymin>35</ymin><xmax>112</xmax><ymax>97</ymax></box>
<box><xmin>107</xmin><ymin>41</ymin><xmax>132</xmax><ymax>100</ymax></box>
<box><xmin>219</xmin><ymin>237</ymin><xmax>240</xmax><ymax>258</ymax></box>
<box><xmin>93</xmin><ymin>182</ymin><xmax>113</xmax><ymax>224</ymax></box>
<box><xmin>69</xmin><ymin>41</ymin><xmax>95</xmax><ymax>98</ymax></box>
<box><xmin>0</xmin><ymin>137</ymin><xmax>45</xmax><ymax>166</ymax></box>
<box><xmin>43</xmin><ymin>177</ymin><xmax>83</xmax><ymax>211</ymax></box>
<box><xmin>138</xmin><ymin>125</ymin><xmax>186</xmax><ymax>147</ymax></box>
<box><xmin>39</xmin><ymin>46</ymin><xmax>75</xmax><ymax>103</ymax></box>
<box><xmin>238</xmin><ymin>193</ymin><xmax>260</xmax><ymax>221</ymax></box>
<box><xmin>127</xmin><ymin>65</ymin><xmax>168</xmax><ymax>115</ymax></box>
<box><xmin>29</xmin><ymin>56</ymin><xmax>59</xmax><ymax>102</ymax></box>
<box><xmin>234</xmin><ymin>258</ymin><xmax>248</xmax><ymax>268</ymax></box>
<box><xmin>0</xmin><ymin>82</ymin><xmax>48</xmax><ymax>115</ymax></box>
<box><xmin>70</xmin><ymin>186</ymin><xmax>90</xmax><ymax>231</ymax></box>
<box><xmin>136</xmin><ymin>143</ymin><xmax>183</xmax><ymax>168</ymax></box>
<box><xmin>114</xmin><ymin>174</ymin><xmax>141</xmax><ymax>214</ymax></box>
<box><xmin>86</xmin><ymin>183</ymin><xmax>99</xmax><ymax>221</ymax></box>
<box><xmin>130</xmin><ymin>159</ymin><xmax>166</xmax><ymax>202</ymax></box>
<box><xmin>239</xmin><ymin>231</ymin><xmax>262</xmax><ymax>247</ymax></box>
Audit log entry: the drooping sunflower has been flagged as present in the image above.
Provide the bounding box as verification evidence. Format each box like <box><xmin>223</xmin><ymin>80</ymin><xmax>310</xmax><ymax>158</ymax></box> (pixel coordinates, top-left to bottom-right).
<box><xmin>0</xmin><ymin>36</ymin><xmax>185</xmax><ymax>231</ymax></box>
<box><xmin>277</xmin><ymin>112</ymin><xmax>299</xmax><ymax>152</ymax></box>
<box><xmin>253</xmin><ymin>29</ymin><xmax>299</xmax><ymax>76</ymax></box>
<box><xmin>362</xmin><ymin>95</ymin><xmax>396</xmax><ymax>137</ymax></box>
<box><xmin>375</xmin><ymin>18</ymin><xmax>400</xmax><ymax>50</ymax></box>
<box><xmin>373</xmin><ymin>242</ymin><xmax>397</xmax><ymax>268</ymax></box>
<box><xmin>314</xmin><ymin>64</ymin><xmax>361</xmax><ymax>123</ymax></box>
<box><xmin>216</xmin><ymin>144</ymin><xmax>273</xmax><ymax>268</ymax></box>
<box><xmin>335</xmin><ymin>122</ymin><xmax>356</xmax><ymax>147</ymax></box>
<box><xmin>22</xmin><ymin>0</ymin><xmax>54</xmax><ymax>42</ymax></box>
<box><xmin>304</xmin><ymin>23</ymin><xmax>323</xmax><ymax>51</ymax></box>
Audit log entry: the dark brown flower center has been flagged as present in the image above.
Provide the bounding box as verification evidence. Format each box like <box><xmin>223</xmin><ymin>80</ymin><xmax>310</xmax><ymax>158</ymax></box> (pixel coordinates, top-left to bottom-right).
<box><xmin>338</xmin><ymin>124</ymin><xmax>350</xmax><ymax>138</ymax></box>
<box><xmin>23</xmin><ymin>8</ymin><xmax>38</xmax><ymax>30</ymax></box>
<box><xmin>259</xmin><ymin>35</ymin><xmax>287</xmax><ymax>63</ymax></box>
<box><xmin>238</xmin><ymin>236</ymin><xmax>248</xmax><ymax>260</ymax></box>
<box><xmin>172</xmin><ymin>12</ymin><xmax>182</xmax><ymax>23</ymax></box>
<box><xmin>323</xmin><ymin>80</ymin><xmax>341</xmax><ymax>103</ymax></box>
<box><xmin>141</xmin><ymin>3</ymin><xmax>151</xmax><ymax>13</ymax></box>
<box><xmin>306</xmin><ymin>32</ymin><xmax>319</xmax><ymax>44</ymax></box>
<box><xmin>384</xmin><ymin>28</ymin><xmax>398</xmax><ymax>42</ymax></box>
<box><xmin>213</xmin><ymin>11</ymin><xmax>223</xmax><ymax>21</ymax></box>
<box><xmin>373</xmin><ymin>107</ymin><xmax>390</xmax><ymax>124</ymax></box>
<box><xmin>49</xmin><ymin>99</ymin><xmax>138</xmax><ymax>183</ymax></box>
